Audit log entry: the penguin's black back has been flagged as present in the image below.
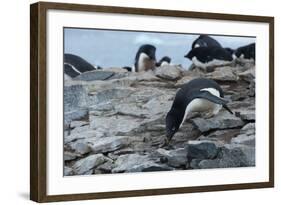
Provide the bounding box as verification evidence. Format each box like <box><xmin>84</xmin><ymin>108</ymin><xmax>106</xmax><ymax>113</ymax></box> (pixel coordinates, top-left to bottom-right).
<box><xmin>181</xmin><ymin>78</ymin><xmax>223</xmax><ymax>96</ymax></box>
<box><xmin>172</xmin><ymin>78</ymin><xmax>224</xmax><ymax>109</ymax></box>
<box><xmin>186</xmin><ymin>46</ymin><xmax>233</xmax><ymax>63</ymax></box>
<box><xmin>192</xmin><ymin>35</ymin><xmax>222</xmax><ymax>49</ymax></box>
<box><xmin>64</xmin><ymin>53</ymin><xmax>96</xmax><ymax>73</ymax></box>
<box><xmin>156</xmin><ymin>56</ymin><xmax>171</xmax><ymax>66</ymax></box>
<box><xmin>235</xmin><ymin>43</ymin><xmax>255</xmax><ymax>60</ymax></box>
<box><xmin>64</xmin><ymin>64</ymin><xmax>80</xmax><ymax>78</ymax></box>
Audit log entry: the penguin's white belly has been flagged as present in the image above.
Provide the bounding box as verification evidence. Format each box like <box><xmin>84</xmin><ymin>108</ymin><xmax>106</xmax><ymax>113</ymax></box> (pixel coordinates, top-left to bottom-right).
<box><xmin>188</xmin><ymin>98</ymin><xmax>219</xmax><ymax>112</ymax></box>
<box><xmin>179</xmin><ymin>88</ymin><xmax>222</xmax><ymax>128</ymax></box>
<box><xmin>138</xmin><ymin>53</ymin><xmax>155</xmax><ymax>71</ymax></box>
<box><xmin>160</xmin><ymin>61</ymin><xmax>169</xmax><ymax>66</ymax></box>
<box><xmin>192</xmin><ymin>56</ymin><xmax>232</xmax><ymax>69</ymax></box>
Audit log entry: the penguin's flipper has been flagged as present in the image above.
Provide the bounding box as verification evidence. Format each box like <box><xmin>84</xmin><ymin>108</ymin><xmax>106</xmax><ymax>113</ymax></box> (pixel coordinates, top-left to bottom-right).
<box><xmin>195</xmin><ymin>91</ymin><xmax>233</xmax><ymax>114</ymax></box>
<box><xmin>223</xmin><ymin>105</ymin><xmax>233</xmax><ymax>114</ymax></box>
<box><xmin>195</xmin><ymin>91</ymin><xmax>228</xmax><ymax>104</ymax></box>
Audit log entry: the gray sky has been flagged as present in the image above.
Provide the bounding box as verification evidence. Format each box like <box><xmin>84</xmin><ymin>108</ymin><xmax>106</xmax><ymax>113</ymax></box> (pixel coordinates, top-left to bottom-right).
<box><xmin>64</xmin><ymin>28</ymin><xmax>255</xmax><ymax>69</ymax></box>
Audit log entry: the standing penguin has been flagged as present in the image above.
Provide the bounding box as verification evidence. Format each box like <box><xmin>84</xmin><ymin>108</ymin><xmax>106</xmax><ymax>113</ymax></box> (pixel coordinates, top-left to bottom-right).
<box><xmin>192</xmin><ymin>34</ymin><xmax>222</xmax><ymax>49</ymax></box>
<box><xmin>156</xmin><ymin>56</ymin><xmax>172</xmax><ymax>67</ymax></box>
<box><xmin>64</xmin><ymin>53</ymin><xmax>98</xmax><ymax>78</ymax></box>
<box><xmin>165</xmin><ymin>78</ymin><xmax>233</xmax><ymax>144</ymax></box>
<box><xmin>134</xmin><ymin>44</ymin><xmax>156</xmax><ymax>72</ymax></box>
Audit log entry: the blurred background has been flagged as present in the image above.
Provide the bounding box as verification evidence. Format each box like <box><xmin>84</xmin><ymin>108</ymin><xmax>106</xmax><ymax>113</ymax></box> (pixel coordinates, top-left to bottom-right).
<box><xmin>64</xmin><ymin>28</ymin><xmax>256</xmax><ymax>69</ymax></box>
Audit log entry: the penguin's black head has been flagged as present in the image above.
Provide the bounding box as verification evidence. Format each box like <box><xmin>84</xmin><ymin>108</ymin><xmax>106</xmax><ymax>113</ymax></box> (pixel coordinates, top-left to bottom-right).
<box><xmin>165</xmin><ymin>108</ymin><xmax>183</xmax><ymax>143</ymax></box>
<box><xmin>136</xmin><ymin>44</ymin><xmax>156</xmax><ymax>61</ymax></box>
<box><xmin>160</xmin><ymin>56</ymin><xmax>171</xmax><ymax>63</ymax></box>
<box><xmin>156</xmin><ymin>56</ymin><xmax>172</xmax><ymax>66</ymax></box>
<box><xmin>234</xmin><ymin>48</ymin><xmax>243</xmax><ymax>59</ymax></box>
<box><xmin>224</xmin><ymin>47</ymin><xmax>235</xmax><ymax>55</ymax></box>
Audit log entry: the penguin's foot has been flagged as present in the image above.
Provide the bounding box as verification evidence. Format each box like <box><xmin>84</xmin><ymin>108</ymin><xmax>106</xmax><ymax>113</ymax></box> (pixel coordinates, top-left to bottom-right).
<box><xmin>159</xmin><ymin>138</ymin><xmax>173</xmax><ymax>148</ymax></box>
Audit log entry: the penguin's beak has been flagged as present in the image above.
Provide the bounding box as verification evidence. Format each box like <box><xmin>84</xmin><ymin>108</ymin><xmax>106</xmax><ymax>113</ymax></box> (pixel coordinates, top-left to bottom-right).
<box><xmin>149</xmin><ymin>54</ymin><xmax>156</xmax><ymax>61</ymax></box>
<box><xmin>184</xmin><ymin>53</ymin><xmax>192</xmax><ymax>59</ymax></box>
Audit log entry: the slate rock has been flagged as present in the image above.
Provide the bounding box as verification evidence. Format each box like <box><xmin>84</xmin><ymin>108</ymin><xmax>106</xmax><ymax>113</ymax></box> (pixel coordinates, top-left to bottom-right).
<box><xmin>74</xmin><ymin>70</ymin><xmax>115</xmax><ymax>81</ymax></box>
<box><xmin>64</xmin><ymin>166</ymin><xmax>74</xmax><ymax>176</ymax></box>
<box><xmin>235</xmin><ymin>109</ymin><xmax>255</xmax><ymax>121</ymax></box>
<box><xmin>238</xmin><ymin>69</ymin><xmax>255</xmax><ymax>83</ymax></box>
<box><xmin>72</xmin><ymin>154</ymin><xmax>108</xmax><ymax>175</ymax></box>
<box><xmin>155</xmin><ymin>65</ymin><xmax>182</xmax><ymax>81</ymax></box>
<box><xmin>198</xmin><ymin>129</ymin><xmax>241</xmax><ymax>144</ymax></box>
<box><xmin>191</xmin><ymin>111</ymin><xmax>245</xmax><ymax>132</ymax></box>
<box><xmin>187</xmin><ymin>141</ymin><xmax>218</xmax><ymax>159</ymax></box>
<box><xmin>89</xmin><ymin>136</ymin><xmax>138</xmax><ymax>154</ymax></box>
<box><xmin>198</xmin><ymin>144</ymin><xmax>255</xmax><ymax>169</ymax></box>
<box><xmin>206</xmin><ymin>66</ymin><xmax>237</xmax><ymax>82</ymax></box>
<box><xmin>70</xmin><ymin>120</ymin><xmax>89</xmax><ymax>128</ymax></box>
<box><xmin>64</xmin><ymin>151</ymin><xmax>82</xmax><ymax>161</ymax></box>
<box><xmin>112</xmin><ymin>154</ymin><xmax>173</xmax><ymax>173</ymax></box>
<box><xmin>156</xmin><ymin>147</ymin><xmax>188</xmax><ymax>167</ymax></box>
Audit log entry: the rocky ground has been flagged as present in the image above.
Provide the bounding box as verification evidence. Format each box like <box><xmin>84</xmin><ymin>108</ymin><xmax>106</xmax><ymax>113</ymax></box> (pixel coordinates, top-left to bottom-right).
<box><xmin>63</xmin><ymin>62</ymin><xmax>255</xmax><ymax>176</ymax></box>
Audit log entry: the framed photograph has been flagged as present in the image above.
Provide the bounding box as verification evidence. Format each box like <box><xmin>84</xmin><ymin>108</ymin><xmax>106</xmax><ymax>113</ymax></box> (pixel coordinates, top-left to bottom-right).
<box><xmin>30</xmin><ymin>1</ymin><xmax>274</xmax><ymax>202</ymax></box>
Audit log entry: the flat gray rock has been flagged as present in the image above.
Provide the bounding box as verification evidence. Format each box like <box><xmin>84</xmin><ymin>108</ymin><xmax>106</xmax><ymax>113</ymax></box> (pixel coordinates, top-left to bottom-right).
<box><xmin>89</xmin><ymin>136</ymin><xmax>142</xmax><ymax>154</ymax></box>
<box><xmin>187</xmin><ymin>141</ymin><xmax>218</xmax><ymax>160</ymax></box>
<box><xmin>112</xmin><ymin>153</ymin><xmax>173</xmax><ymax>173</ymax></box>
<box><xmin>191</xmin><ymin>111</ymin><xmax>245</xmax><ymax>133</ymax></box>
<box><xmin>72</xmin><ymin>154</ymin><xmax>108</xmax><ymax>175</ymax></box>
<box><xmin>155</xmin><ymin>65</ymin><xmax>182</xmax><ymax>81</ymax></box>
<box><xmin>198</xmin><ymin>144</ymin><xmax>255</xmax><ymax>169</ymax></box>
<box><xmin>74</xmin><ymin>70</ymin><xmax>115</xmax><ymax>81</ymax></box>
<box><xmin>206</xmin><ymin>66</ymin><xmax>237</xmax><ymax>82</ymax></box>
<box><xmin>156</xmin><ymin>147</ymin><xmax>188</xmax><ymax>167</ymax></box>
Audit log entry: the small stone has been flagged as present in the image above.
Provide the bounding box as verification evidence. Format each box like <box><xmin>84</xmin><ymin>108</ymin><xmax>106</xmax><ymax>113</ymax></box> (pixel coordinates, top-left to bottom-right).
<box><xmin>241</xmin><ymin>123</ymin><xmax>255</xmax><ymax>135</ymax></box>
<box><xmin>156</xmin><ymin>147</ymin><xmax>188</xmax><ymax>167</ymax></box>
<box><xmin>187</xmin><ymin>141</ymin><xmax>218</xmax><ymax>159</ymax></box>
<box><xmin>89</xmin><ymin>136</ymin><xmax>133</xmax><ymax>154</ymax></box>
<box><xmin>231</xmin><ymin>134</ymin><xmax>255</xmax><ymax>146</ymax></box>
<box><xmin>238</xmin><ymin>69</ymin><xmax>255</xmax><ymax>83</ymax></box>
<box><xmin>155</xmin><ymin>65</ymin><xmax>182</xmax><ymax>81</ymax></box>
<box><xmin>64</xmin><ymin>151</ymin><xmax>81</xmax><ymax>161</ymax></box>
<box><xmin>72</xmin><ymin>154</ymin><xmax>108</xmax><ymax>175</ymax></box>
<box><xmin>175</xmin><ymin>75</ymin><xmax>195</xmax><ymax>87</ymax></box>
<box><xmin>112</xmin><ymin>154</ymin><xmax>173</xmax><ymax>173</ymax></box>
<box><xmin>64</xmin><ymin>166</ymin><xmax>73</xmax><ymax>176</ymax></box>
<box><xmin>206</xmin><ymin>66</ymin><xmax>237</xmax><ymax>82</ymax></box>
<box><xmin>70</xmin><ymin>121</ymin><xmax>89</xmax><ymax>128</ymax></box>
<box><xmin>95</xmin><ymin>160</ymin><xmax>115</xmax><ymax>174</ymax></box>
<box><xmin>190</xmin><ymin>159</ymin><xmax>202</xmax><ymax>169</ymax></box>
<box><xmin>69</xmin><ymin>141</ymin><xmax>91</xmax><ymax>155</ymax></box>
<box><xmin>235</xmin><ymin>109</ymin><xmax>255</xmax><ymax>121</ymax></box>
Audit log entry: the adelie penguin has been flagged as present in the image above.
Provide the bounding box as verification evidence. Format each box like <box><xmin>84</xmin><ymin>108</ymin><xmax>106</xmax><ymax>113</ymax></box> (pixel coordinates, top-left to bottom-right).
<box><xmin>164</xmin><ymin>78</ymin><xmax>233</xmax><ymax>145</ymax></box>
<box><xmin>192</xmin><ymin>34</ymin><xmax>222</xmax><ymax>49</ymax></box>
<box><xmin>185</xmin><ymin>46</ymin><xmax>234</xmax><ymax>70</ymax></box>
<box><xmin>134</xmin><ymin>44</ymin><xmax>156</xmax><ymax>72</ymax></box>
<box><xmin>64</xmin><ymin>53</ymin><xmax>99</xmax><ymax>79</ymax></box>
<box><xmin>156</xmin><ymin>56</ymin><xmax>171</xmax><ymax>67</ymax></box>
<box><xmin>233</xmin><ymin>43</ymin><xmax>255</xmax><ymax>62</ymax></box>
